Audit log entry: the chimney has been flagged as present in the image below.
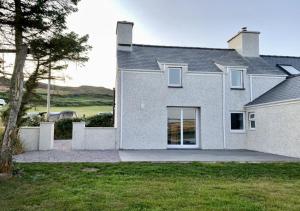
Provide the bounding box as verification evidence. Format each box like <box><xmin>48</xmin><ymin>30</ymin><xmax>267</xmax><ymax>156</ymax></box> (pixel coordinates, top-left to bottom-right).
<box><xmin>116</xmin><ymin>21</ymin><xmax>134</xmax><ymax>52</ymax></box>
<box><xmin>227</xmin><ymin>27</ymin><xmax>260</xmax><ymax>57</ymax></box>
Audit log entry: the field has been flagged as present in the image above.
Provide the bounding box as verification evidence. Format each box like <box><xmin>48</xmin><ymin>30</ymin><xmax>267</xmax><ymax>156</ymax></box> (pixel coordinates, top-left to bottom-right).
<box><xmin>28</xmin><ymin>106</ymin><xmax>113</xmax><ymax>118</ymax></box>
<box><xmin>0</xmin><ymin>106</ymin><xmax>113</xmax><ymax>130</ymax></box>
<box><xmin>0</xmin><ymin>162</ymin><xmax>300</xmax><ymax>210</ymax></box>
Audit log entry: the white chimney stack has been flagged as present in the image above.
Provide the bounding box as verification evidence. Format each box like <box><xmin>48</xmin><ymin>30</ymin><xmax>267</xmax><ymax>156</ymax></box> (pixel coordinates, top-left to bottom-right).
<box><xmin>227</xmin><ymin>27</ymin><xmax>260</xmax><ymax>57</ymax></box>
<box><xmin>116</xmin><ymin>21</ymin><xmax>134</xmax><ymax>52</ymax></box>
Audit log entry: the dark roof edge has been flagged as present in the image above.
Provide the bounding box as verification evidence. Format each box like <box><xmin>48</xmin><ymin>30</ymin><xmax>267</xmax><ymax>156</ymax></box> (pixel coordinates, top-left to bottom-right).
<box><xmin>261</xmin><ymin>54</ymin><xmax>300</xmax><ymax>59</ymax></box>
<box><xmin>132</xmin><ymin>44</ymin><xmax>235</xmax><ymax>51</ymax></box>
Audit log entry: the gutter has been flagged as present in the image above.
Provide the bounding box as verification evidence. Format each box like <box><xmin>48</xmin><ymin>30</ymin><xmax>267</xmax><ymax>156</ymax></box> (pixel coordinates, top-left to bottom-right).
<box><xmin>245</xmin><ymin>98</ymin><xmax>300</xmax><ymax>109</ymax></box>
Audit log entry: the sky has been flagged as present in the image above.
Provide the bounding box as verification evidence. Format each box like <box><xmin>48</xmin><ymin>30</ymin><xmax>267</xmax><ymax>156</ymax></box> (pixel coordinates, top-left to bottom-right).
<box><xmin>2</xmin><ymin>0</ymin><xmax>300</xmax><ymax>88</ymax></box>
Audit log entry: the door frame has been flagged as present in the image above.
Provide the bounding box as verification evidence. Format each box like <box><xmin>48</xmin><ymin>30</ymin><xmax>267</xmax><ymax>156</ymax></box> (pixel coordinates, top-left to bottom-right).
<box><xmin>167</xmin><ymin>107</ymin><xmax>200</xmax><ymax>149</ymax></box>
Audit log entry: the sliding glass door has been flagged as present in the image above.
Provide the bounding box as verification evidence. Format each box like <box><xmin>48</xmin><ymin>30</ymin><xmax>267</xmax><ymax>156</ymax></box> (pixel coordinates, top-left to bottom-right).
<box><xmin>167</xmin><ymin>107</ymin><xmax>199</xmax><ymax>148</ymax></box>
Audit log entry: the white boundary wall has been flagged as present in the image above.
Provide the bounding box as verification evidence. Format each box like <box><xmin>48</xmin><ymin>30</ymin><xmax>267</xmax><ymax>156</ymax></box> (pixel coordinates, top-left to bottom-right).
<box><xmin>72</xmin><ymin>122</ymin><xmax>116</xmax><ymax>150</ymax></box>
<box><xmin>19</xmin><ymin>127</ymin><xmax>40</xmax><ymax>151</ymax></box>
<box><xmin>19</xmin><ymin>122</ymin><xmax>54</xmax><ymax>151</ymax></box>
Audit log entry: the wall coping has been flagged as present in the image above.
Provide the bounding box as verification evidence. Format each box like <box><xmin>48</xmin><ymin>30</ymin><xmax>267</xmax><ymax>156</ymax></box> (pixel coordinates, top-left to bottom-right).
<box><xmin>85</xmin><ymin>127</ymin><xmax>117</xmax><ymax>130</ymax></box>
<box><xmin>20</xmin><ymin>127</ymin><xmax>40</xmax><ymax>129</ymax></box>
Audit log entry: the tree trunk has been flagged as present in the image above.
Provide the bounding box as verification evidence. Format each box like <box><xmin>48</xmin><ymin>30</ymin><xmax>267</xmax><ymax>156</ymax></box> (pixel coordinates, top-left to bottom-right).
<box><xmin>0</xmin><ymin>0</ymin><xmax>26</xmax><ymax>175</ymax></box>
<box><xmin>0</xmin><ymin>45</ymin><xmax>27</xmax><ymax>174</ymax></box>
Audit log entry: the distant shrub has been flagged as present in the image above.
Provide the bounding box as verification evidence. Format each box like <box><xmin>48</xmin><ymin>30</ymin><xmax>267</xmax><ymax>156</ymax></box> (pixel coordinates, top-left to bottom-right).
<box><xmin>55</xmin><ymin>118</ymin><xmax>82</xmax><ymax>140</ymax></box>
<box><xmin>22</xmin><ymin>116</ymin><xmax>43</xmax><ymax>127</ymax></box>
<box><xmin>86</xmin><ymin>113</ymin><xmax>113</xmax><ymax>127</ymax></box>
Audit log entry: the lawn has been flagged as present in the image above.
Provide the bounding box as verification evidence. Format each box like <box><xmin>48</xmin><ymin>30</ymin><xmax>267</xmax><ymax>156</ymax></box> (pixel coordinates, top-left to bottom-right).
<box><xmin>0</xmin><ymin>163</ymin><xmax>300</xmax><ymax>210</ymax></box>
<box><xmin>29</xmin><ymin>105</ymin><xmax>113</xmax><ymax>118</ymax></box>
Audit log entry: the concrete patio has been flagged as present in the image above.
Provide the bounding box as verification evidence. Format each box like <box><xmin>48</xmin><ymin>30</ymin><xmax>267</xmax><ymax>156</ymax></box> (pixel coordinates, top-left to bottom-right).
<box><xmin>119</xmin><ymin>150</ymin><xmax>300</xmax><ymax>162</ymax></box>
<box><xmin>13</xmin><ymin>140</ymin><xmax>300</xmax><ymax>163</ymax></box>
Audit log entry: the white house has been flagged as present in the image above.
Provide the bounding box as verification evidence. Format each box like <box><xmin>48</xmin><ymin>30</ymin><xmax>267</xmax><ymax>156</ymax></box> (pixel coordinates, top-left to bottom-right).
<box><xmin>114</xmin><ymin>21</ymin><xmax>300</xmax><ymax>158</ymax></box>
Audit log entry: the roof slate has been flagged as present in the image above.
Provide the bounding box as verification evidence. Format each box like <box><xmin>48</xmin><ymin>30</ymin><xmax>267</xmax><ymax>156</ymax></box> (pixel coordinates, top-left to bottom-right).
<box><xmin>246</xmin><ymin>75</ymin><xmax>300</xmax><ymax>106</ymax></box>
<box><xmin>261</xmin><ymin>55</ymin><xmax>300</xmax><ymax>74</ymax></box>
<box><xmin>117</xmin><ymin>44</ymin><xmax>287</xmax><ymax>75</ymax></box>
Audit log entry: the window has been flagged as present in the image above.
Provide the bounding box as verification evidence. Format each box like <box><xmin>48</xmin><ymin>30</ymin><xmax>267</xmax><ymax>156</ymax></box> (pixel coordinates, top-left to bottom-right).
<box><xmin>278</xmin><ymin>65</ymin><xmax>300</xmax><ymax>75</ymax></box>
<box><xmin>248</xmin><ymin>112</ymin><xmax>256</xmax><ymax>130</ymax></box>
<box><xmin>230</xmin><ymin>112</ymin><xmax>245</xmax><ymax>132</ymax></box>
<box><xmin>168</xmin><ymin>67</ymin><xmax>182</xmax><ymax>87</ymax></box>
<box><xmin>230</xmin><ymin>69</ymin><xmax>244</xmax><ymax>89</ymax></box>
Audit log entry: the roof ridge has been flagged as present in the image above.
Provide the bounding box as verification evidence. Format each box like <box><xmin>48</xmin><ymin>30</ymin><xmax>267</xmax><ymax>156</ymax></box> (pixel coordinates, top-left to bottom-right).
<box><xmin>132</xmin><ymin>44</ymin><xmax>235</xmax><ymax>51</ymax></box>
<box><xmin>261</xmin><ymin>54</ymin><xmax>300</xmax><ymax>59</ymax></box>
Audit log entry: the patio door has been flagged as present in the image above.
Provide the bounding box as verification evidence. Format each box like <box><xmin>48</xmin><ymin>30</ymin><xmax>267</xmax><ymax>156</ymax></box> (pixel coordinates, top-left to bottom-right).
<box><xmin>167</xmin><ymin>107</ymin><xmax>199</xmax><ymax>148</ymax></box>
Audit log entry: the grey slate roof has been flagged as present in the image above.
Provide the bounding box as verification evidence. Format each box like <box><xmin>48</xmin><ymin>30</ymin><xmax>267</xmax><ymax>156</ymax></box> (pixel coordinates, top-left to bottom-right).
<box><xmin>117</xmin><ymin>44</ymin><xmax>286</xmax><ymax>75</ymax></box>
<box><xmin>246</xmin><ymin>75</ymin><xmax>300</xmax><ymax>106</ymax></box>
<box><xmin>261</xmin><ymin>55</ymin><xmax>300</xmax><ymax>74</ymax></box>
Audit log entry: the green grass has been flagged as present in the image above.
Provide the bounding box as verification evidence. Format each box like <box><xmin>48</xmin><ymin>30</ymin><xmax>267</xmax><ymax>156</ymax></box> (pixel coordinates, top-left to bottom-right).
<box><xmin>1</xmin><ymin>163</ymin><xmax>300</xmax><ymax>210</ymax></box>
<box><xmin>29</xmin><ymin>106</ymin><xmax>112</xmax><ymax>118</ymax></box>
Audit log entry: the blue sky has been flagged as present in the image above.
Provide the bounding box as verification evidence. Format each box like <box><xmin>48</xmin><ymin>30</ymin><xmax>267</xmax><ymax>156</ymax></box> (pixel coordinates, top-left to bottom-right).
<box><xmin>5</xmin><ymin>0</ymin><xmax>299</xmax><ymax>88</ymax></box>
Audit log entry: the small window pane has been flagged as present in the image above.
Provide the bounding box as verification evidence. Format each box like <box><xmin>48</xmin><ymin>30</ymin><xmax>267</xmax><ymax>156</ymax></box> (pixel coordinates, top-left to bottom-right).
<box><xmin>250</xmin><ymin>121</ymin><xmax>256</xmax><ymax>129</ymax></box>
<box><xmin>169</xmin><ymin>68</ymin><xmax>181</xmax><ymax>86</ymax></box>
<box><xmin>231</xmin><ymin>70</ymin><xmax>242</xmax><ymax>88</ymax></box>
<box><xmin>231</xmin><ymin>113</ymin><xmax>244</xmax><ymax>130</ymax></box>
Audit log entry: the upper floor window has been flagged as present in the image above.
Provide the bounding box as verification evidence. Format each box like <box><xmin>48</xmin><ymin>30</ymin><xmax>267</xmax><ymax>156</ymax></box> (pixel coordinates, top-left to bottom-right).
<box><xmin>168</xmin><ymin>67</ymin><xmax>182</xmax><ymax>87</ymax></box>
<box><xmin>230</xmin><ymin>69</ymin><xmax>244</xmax><ymax>89</ymax></box>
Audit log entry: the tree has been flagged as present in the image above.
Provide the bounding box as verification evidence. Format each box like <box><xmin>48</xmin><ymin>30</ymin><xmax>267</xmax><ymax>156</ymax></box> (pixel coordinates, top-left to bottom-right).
<box><xmin>17</xmin><ymin>32</ymin><xmax>90</xmax><ymax>127</ymax></box>
<box><xmin>0</xmin><ymin>0</ymin><xmax>85</xmax><ymax>175</ymax></box>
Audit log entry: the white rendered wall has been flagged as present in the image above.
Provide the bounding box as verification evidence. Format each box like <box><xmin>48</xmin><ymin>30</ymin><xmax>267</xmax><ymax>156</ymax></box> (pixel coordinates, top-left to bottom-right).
<box><xmin>39</xmin><ymin>122</ymin><xmax>54</xmax><ymax>151</ymax></box>
<box><xmin>85</xmin><ymin>128</ymin><xmax>116</xmax><ymax>150</ymax></box>
<box><xmin>120</xmin><ymin>68</ymin><xmax>224</xmax><ymax>149</ymax></box>
<box><xmin>246</xmin><ymin>102</ymin><xmax>300</xmax><ymax>158</ymax></box>
<box><xmin>118</xmin><ymin>66</ymin><xmax>287</xmax><ymax>150</ymax></box>
<box><xmin>251</xmin><ymin>75</ymin><xmax>286</xmax><ymax>100</ymax></box>
<box><xmin>72</xmin><ymin>122</ymin><xmax>116</xmax><ymax>150</ymax></box>
<box><xmin>19</xmin><ymin>127</ymin><xmax>40</xmax><ymax>151</ymax></box>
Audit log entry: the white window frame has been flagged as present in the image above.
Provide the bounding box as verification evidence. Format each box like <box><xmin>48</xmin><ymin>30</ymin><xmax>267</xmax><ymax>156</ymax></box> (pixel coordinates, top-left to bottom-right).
<box><xmin>168</xmin><ymin>67</ymin><xmax>182</xmax><ymax>87</ymax></box>
<box><xmin>248</xmin><ymin>112</ymin><xmax>256</xmax><ymax>130</ymax></box>
<box><xmin>230</xmin><ymin>68</ymin><xmax>244</xmax><ymax>89</ymax></box>
<box><xmin>230</xmin><ymin>112</ymin><xmax>245</xmax><ymax>133</ymax></box>
<box><xmin>167</xmin><ymin>107</ymin><xmax>199</xmax><ymax>149</ymax></box>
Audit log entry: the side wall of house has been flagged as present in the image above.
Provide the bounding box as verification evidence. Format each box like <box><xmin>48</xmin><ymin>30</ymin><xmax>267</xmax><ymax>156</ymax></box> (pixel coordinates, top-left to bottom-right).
<box><xmin>246</xmin><ymin>102</ymin><xmax>300</xmax><ymax>158</ymax></box>
<box><xmin>120</xmin><ymin>68</ymin><xmax>224</xmax><ymax>149</ymax></box>
<box><xmin>117</xmin><ymin>67</ymin><xmax>287</xmax><ymax>150</ymax></box>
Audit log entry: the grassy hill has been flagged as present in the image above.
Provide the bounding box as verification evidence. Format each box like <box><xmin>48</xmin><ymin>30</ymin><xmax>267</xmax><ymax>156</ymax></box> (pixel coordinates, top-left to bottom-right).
<box><xmin>0</xmin><ymin>77</ymin><xmax>114</xmax><ymax>107</ymax></box>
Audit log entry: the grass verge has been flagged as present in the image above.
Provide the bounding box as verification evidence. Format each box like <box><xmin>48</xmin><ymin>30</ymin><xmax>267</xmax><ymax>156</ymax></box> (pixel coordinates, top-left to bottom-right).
<box><xmin>0</xmin><ymin>162</ymin><xmax>300</xmax><ymax>210</ymax></box>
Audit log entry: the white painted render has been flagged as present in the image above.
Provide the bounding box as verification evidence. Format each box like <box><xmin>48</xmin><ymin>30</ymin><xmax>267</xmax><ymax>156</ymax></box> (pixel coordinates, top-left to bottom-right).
<box><xmin>19</xmin><ymin>127</ymin><xmax>40</xmax><ymax>151</ymax></box>
<box><xmin>228</xmin><ymin>30</ymin><xmax>260</xmax><ymax>57</ymax></box>
<box><xmin>251</xmin><ymin>75</ymin><xmax>286</xmax><ymax>100</ymax></box>
<box><xmin>72</xmin><ymin>122</ymin><xmax>116</xmax><ymax>150</ymax></box>
<box><xmin>116</xmin><ymin>22</ymin><xmax>133</xmax><ymax>51</ymax></box>
<box><xmin>116</xmin><ymin>66</ymin><xmax>286</xmax><ymax>150</ymax></box>
<box><xmin>19</xmin><ymin>123</ymin><xmax>54</xmax><ymax>151</ymax></box>
<box><xmin>39</xmin><ymin>122</ymin><xmax>54</xmax><ymax>151</ymax></box>
<box><xmin>246</xmin><ymin>102</ymin><xmax>300</xmax><ymax>158</ymax></box>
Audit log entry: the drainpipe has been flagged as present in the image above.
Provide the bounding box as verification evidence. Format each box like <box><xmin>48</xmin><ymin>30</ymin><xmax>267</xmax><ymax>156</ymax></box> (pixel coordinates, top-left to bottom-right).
<box><xmin>120</xmin><ymin>70</ymin><xmax>123</xmax><ymax>149</ymax></box>
<box><xmin>222</xmin><ymin>71</ymin><xmax>226</xmax><ymax>149</ymax></box>
<box><xmin>250</xmin><ymin>75</ymin><xmax>253</xmax><ymax>101</ymax></box>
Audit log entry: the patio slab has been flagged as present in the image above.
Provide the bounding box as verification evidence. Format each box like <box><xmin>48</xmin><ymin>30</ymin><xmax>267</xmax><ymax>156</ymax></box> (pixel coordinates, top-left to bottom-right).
<box><xmin>119</xmin><ymin>149</ymin><xmax>300</xmax><ymax>162</ymax></box>
<box><xmin>14</xmin><ymin>150</ymin><xmax>120</xmax><ymax>163</ymax></box>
